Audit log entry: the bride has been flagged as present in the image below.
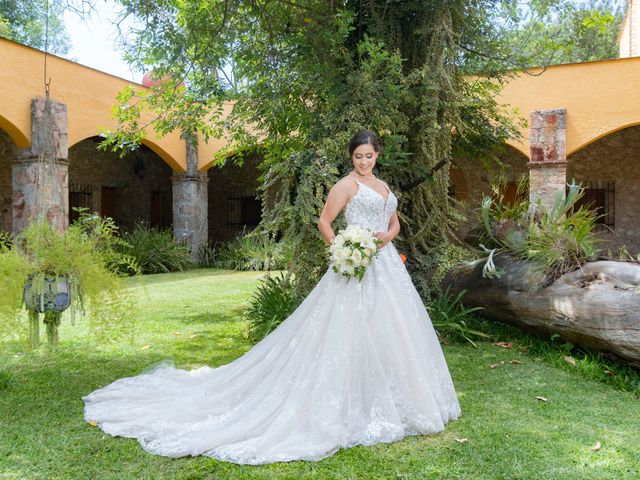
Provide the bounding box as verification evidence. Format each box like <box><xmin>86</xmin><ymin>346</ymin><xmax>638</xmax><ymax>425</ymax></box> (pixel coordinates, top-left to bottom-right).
<box><xmin>83</xmin><ymin>130</ymin><xmax>461</xmax><ymax>465</ymax></box>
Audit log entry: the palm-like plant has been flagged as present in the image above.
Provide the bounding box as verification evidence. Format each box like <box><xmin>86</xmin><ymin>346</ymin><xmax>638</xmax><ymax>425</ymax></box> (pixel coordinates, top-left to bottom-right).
<box><xmin>479</xmin><ymin>181</ymin><xmax>600</xmax><ymax>282</ymax></box>
<box><xmin>427</xmin><ymin>287</ymin><xmax>489</xmax><ymax>347</ymax></box>
<box><xmin>245</xmin><ymin>272</ymin><xmax>297</xmax><ymax>343</ymax></box>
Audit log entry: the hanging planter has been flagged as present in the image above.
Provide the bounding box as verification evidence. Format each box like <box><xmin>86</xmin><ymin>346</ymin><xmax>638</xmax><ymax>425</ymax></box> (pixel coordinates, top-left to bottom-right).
<box><xmin>0</xmin><ymin>219</ymin><xmax>135</xmax><ymax>349</ymax></box>
<box><xmin>23</xmin><ymin>274</ymin><xmax>71</xmax><ymax>313</ymax></box>
<box><xmin>22</xmin><ymin>274</ymin><xmax>71</xmax><ymax>347</ymax></box>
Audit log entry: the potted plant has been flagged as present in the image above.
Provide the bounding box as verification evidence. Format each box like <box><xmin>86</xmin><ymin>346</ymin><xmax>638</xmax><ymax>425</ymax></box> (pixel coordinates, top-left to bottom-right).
<box><xmin>0</xmin><ymin>219</ymin><xmax>134</xmax><ymax>348</ymax></box>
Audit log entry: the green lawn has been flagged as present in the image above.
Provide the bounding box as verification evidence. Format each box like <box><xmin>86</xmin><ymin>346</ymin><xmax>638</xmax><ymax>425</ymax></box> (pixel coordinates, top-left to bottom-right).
<box><xmin>1</xmin><ymin>269</ymin><xmax>638</xmax><ymax>480</ymax></box>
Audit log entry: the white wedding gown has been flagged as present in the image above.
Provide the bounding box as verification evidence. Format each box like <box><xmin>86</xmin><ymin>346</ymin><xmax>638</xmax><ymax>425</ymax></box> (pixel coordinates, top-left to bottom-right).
<box><xmin>83</xmin><ymin>179</ymin><xmax>461</xmax><ymax>465</ymax></box>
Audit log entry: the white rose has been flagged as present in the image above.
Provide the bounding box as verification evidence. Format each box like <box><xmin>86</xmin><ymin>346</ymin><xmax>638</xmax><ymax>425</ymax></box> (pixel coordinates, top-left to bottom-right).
<box><xmin>350</xmin><ymin>249</ymin><xmax>363</xmax><ymax>265</ymax></box>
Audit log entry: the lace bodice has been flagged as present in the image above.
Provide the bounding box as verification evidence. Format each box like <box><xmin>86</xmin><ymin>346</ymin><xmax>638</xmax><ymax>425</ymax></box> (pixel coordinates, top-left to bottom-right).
<box><xmin>344</xmin><ymin>179</ymin><xmax>398</xmax><ymax>232</ymax></box>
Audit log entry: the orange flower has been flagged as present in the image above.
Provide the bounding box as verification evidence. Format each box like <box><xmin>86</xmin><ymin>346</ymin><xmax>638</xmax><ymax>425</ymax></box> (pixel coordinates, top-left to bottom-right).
<box><xmin>399</xmin><ymin>253</ymin><xmax>407</xmax><ymax>264</ymax></box>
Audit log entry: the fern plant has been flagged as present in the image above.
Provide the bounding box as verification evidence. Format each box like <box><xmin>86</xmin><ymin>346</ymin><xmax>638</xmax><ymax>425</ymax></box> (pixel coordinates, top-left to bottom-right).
<box><xmin>213</xmin><ymin>230</ymin><xmax>293</xmax><ymax>271</ymax></box>
<box><xmin>245</xmin><ymin>272</ymin><xmax>297</xmax><ymax>343</ymax></box>
<box><xmin>0</xmin><ymin>220</ymin><xmax>135</xmax><ymax>348</ymax></box>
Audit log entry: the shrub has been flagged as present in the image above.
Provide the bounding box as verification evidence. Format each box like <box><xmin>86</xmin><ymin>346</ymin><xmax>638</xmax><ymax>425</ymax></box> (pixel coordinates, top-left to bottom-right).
<box><xmin>118</xmin><ymin>223</ymin><xmax>194</xmax><ymax>274</ymax></box>
<box><xmin>427</xmin><ymin>286</ymin><xmax>490</xmax><ymax>347</ymax></box>
<box><xmin>245</xmin><ymin>272</ymin><xmax>297</xmax><ymax>343</ymax></box>
<box><xmin>213</xmin><ymin>230</ymin><xmax>292</xmax><ymax>271</ymax></box>
<box><xmin>198</xmin><ymin>240</ymin><xmax>225</xmax><ymax>268</ymax></box>
<box><xmin>72</xmin><ymin>209</ymin><xmax>141</xmax><ymax>276</ymax></box>
<box><xmin>415</xmin><ymin>242</ymin><xmax>478</xmax><ymax>301</ymax></box>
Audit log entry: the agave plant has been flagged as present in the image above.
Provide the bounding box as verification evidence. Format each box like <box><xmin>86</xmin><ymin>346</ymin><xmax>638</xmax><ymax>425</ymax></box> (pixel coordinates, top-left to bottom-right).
<box><xmin>478</xmin><ymin>180</ymin><xmax>600</xmax><ymax>282</ymax></box>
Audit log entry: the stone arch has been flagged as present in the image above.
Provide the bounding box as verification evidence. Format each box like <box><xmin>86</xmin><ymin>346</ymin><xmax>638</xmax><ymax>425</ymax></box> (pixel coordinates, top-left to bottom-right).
<box><xmin>0</xmin><ymin>126</ymin><xmax>16</xmax><ymax>233</ymax></box>
<box><xmin>452</xmin><ymin>144</ymin><xmax>529</xmax><ymax>208</ymax></box>
<box><xmin>207</xmin><ymin>149</ymin><xmax>264</xmax><ymax>242</ymax></box>
<box><xmin>68</xmin><ymin>135</ymin><xmax>183</xmax><ymax>173</ymax></box>
<box><xmin>0</xmin><ymin>114</ymin><xmax>29</xmax><ymax>149</ymax></box>
<box><xmin>567</xmin><ymin>124</ymin><xmax>640</xmax><ymax>254</ymax></box>
<box><xmin>569</xmin><ymin>121</ymin><xmax>640</xmax><ymax>157</ymax></box>
<box><xmin>68</xmin><ymin>136</ymin><xmax>173</xmax><ymax>229</ymax></box>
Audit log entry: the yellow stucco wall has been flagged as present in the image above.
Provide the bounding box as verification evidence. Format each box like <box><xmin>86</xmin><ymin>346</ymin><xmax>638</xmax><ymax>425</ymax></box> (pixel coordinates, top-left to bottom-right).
<box><xmin>498</xmin><ymin>56</ymin><xmax>640</xmax><ymax>158</ymax></box>
<box><xmin>4</xmin><ymin>37</ymin><xmax>640</xmax><ymax>170</ymax></box>
<box><xmin>0</xmin><ymin>38</ymin><xmax>188</xmax><ymax>171</ymax></box>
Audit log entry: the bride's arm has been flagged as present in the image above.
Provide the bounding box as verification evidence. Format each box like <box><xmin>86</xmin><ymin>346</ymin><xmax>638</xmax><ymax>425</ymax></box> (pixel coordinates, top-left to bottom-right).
<box><xmin>318</xmin><ymin>182</ymin><xmax>352</xmax><ymax>245</ymax></box>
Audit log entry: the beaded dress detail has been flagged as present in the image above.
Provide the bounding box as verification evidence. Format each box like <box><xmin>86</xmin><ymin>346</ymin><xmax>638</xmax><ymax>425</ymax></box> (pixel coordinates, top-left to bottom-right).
<box><xmin>83</xmin><ymin>179</ymin><xmax>461</xmax><ymax>465</ymax></box>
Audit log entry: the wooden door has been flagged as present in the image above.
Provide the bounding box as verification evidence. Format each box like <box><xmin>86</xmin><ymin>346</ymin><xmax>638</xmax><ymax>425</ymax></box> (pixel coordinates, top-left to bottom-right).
<box><xmin>101</xmin><ymin>187</ymin><xmax>117</xmax><ymax>221</ymax></box>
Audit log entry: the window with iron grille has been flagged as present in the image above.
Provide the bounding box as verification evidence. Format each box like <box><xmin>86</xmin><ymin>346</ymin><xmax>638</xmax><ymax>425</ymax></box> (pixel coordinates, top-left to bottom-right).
<box><xmin>573</xmin><ymin>180</ymin><xmax>615</xmax><ymax>231</ymax></box>
<box><xmin>227</xmin><ymin>190</ymin><xmax>262</xmax><ymax>232</ymax></box>
<box><xmin>69</xmin><ymin>183</ymin><xmax>92</xmax><ymax>224</ymax></box>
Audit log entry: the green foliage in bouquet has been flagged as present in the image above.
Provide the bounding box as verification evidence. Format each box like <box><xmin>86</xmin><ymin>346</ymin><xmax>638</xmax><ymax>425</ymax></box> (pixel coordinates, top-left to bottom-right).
<box><xmin>477</xmin><ymin>180</ymin><xmax>601</xmax><ymax>283</ymax></box>
<box><xmin>0</xmin><ymin>220</ymin><xmax>136</xmax><ymax>347</ymax></box>
<box><xmin>329</xmin><ymin>226</ymin><xmax>383</xmax><ymax>282</ymax></box>
<box><xmin>245</xmin><ymin>272</ymin><xmax>297</xmax><ymax>343</ymax></box>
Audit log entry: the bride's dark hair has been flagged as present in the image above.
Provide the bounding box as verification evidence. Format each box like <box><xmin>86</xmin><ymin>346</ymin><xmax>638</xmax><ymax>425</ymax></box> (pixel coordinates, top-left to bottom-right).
<box><xmin>348</xmin><ymin>130</ymin><xmax>380</xmax><ymax>157</ymax></box>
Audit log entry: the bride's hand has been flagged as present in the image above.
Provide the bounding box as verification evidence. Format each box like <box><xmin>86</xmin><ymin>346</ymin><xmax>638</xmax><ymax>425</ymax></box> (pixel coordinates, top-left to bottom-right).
<box><xmin>373</xmin><ymin>231</ymin><xmax>392</xmax><ymax>249</ymax></box>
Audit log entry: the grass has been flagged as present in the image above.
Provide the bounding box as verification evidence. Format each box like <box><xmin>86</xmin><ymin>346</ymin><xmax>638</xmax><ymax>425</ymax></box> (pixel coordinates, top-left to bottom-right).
<box><xmin>1</xmin><ymin>269</ymin><xmax>639</xmax><ymax>480</ymax></box>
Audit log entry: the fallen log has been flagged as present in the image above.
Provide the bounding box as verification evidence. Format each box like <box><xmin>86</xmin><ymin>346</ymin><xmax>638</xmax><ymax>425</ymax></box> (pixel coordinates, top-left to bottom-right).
<box><xmin>442</xmin><ymin>255</ymin><xmax>640</xmax><ymax>363</ymax></box>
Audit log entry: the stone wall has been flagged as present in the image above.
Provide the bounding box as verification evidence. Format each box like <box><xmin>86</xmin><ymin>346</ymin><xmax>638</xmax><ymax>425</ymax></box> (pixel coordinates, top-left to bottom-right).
<box><xmin>529</xmin><ymin>109</ymin><xmax>568</xmax><ymax>209</ymax></box>
<box><xmin>68</xmin><ymin>139</ymin><xmax>173</xmax><ymax>230</ymax></box>
<box><xmin>12</xmin><ymin>98</ymin><xmax>69</xmax><ymax>235</ymax></box>
<box><xmin>568</xmin><ymin>125</ymin><xmax>640</xmax><ymax>254</ymax></box>
<box><xmin>208</xmin><ymin>153</ymin><xmax>262</xmax><ymax>242</ymax></box>
<box><xmin>0</xmin><ymin>130</ymin><xmax>12</xmax><ymax>233</ymax></box>
<box><xmin>452</xmin><ymin>147</ymin><xmax>530</xmax><ymax>240</ymax></box>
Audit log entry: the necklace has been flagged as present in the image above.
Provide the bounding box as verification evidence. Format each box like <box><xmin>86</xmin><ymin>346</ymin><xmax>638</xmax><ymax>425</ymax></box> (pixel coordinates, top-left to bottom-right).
<box><xmin>350</xmin><ymin>171</ymin><xmax>376</xmax><ymax>180</ymax></box>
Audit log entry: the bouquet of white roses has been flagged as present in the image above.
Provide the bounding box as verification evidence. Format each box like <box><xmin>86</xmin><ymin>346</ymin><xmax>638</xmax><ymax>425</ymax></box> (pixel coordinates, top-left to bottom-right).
<box><xmin>329</xmin><ymin>225</ymin><xmax>383</xmax><ymax>282</ymax></box>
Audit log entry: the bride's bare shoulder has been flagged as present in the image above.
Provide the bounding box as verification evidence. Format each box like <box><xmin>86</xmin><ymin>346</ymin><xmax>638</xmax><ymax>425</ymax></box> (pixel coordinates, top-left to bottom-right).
<box><xmin>331</xmin><ymin>176</ymin><xmax>358</xmax><ymax>194</ymax></box>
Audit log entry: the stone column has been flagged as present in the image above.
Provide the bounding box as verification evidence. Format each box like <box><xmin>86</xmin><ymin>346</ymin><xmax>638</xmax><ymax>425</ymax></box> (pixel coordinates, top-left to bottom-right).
<box><xmin>172</xmin><ymin>135</ymin><xmax>208</xmax><ymax>260</ymax></box>
<box><xmin>528</xmin><ymin>109</ymin><xmax>568</xmax><ymax>209</ymax></box>
<box><xmin>12</xmin><ymin>97</ymin><xmax>69</xmax><ymax>236</ymax></box>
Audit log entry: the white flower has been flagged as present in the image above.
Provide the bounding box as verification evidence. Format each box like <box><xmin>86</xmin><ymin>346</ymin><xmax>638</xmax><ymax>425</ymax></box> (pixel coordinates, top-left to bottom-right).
<box><xmin>350</xmin><ymin>249</ymin><xmax>362</xmax><ymax>264</ymax></box>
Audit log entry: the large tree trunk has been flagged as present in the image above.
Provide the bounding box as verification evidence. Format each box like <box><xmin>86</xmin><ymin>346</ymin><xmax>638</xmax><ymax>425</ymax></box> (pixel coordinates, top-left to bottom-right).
<box><xmin>443</xmin><ymin>255</ymin><xmax>640</xmax><ymax>363</ymax></box>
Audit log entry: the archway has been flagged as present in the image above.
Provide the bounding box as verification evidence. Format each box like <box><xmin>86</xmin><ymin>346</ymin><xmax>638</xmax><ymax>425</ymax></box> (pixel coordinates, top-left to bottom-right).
<box><xmin>451</xmin><ymin>145</ymin><xmax>530</xmax><ymax>240</ymax></box>
<box><xmin>567</xmin><ymin>124</ymin><xmax>640</xmax><ymax>254</ymax></box>
<box><xmin>68</xmin><ymin>137</ymin><xmax>173</xmax><ymax>230</ymax></box>
<box><xmin>207</xmin><ymin>151</ymin><xmax>263</xmax><ymax>242</ymax></box>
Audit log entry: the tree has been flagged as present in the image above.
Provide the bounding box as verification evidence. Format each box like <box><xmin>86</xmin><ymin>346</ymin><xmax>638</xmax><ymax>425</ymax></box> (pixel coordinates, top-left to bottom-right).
<box><xmin>103</xmin><ymin>1</ymin><xmax>584</xmax><ymax>298</ymax></box>
<box><xmin>473</xmin><ymin>0</ymin><xmax>625</xmax><ymax>71</ymax></box>
<box><xmin>0</xmin><ymin>0</ymin><xmax>74</xmax><ymax>54</ymax></box>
